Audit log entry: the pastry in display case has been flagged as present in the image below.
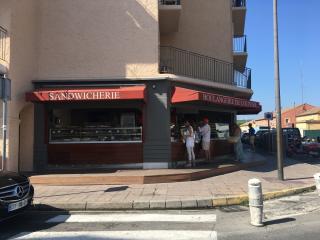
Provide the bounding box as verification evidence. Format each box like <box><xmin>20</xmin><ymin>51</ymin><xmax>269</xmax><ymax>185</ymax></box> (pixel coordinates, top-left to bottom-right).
<box><xmin>49</xmin><ymin>126</ymin><xmax>143</xmax><ymax>143</ymax></box>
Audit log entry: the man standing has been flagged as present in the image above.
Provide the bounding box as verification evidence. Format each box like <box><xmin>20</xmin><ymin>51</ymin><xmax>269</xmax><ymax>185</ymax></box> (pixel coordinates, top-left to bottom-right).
<box><xmin>248</xmin><ymin>123</ymin><xmax>256</xmax><ymax>152</ymax></box>
<box><xmin>199</xmin><ymin>118</ymin><xmax>211</xmax><ymax>162</ymax></box>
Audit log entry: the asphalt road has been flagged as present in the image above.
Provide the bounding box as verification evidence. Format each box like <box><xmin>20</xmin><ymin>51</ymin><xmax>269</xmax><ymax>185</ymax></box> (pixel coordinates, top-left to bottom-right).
<box><xmin>1</xmin><ymin>204</ymin><xmax>320</xmax><ymax>240</ymax></box>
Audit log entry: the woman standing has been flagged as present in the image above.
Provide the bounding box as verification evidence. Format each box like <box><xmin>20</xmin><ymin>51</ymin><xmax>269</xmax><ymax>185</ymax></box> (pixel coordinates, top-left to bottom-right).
<box><xmin>231</xmin><ymin>123</ymin><xmax>244</xmax><ymax>162</ymax></box>
<box><xmin>184</xmin><ymin>121</ymin><xmax>196</xmax><ymax>167</ymax></box>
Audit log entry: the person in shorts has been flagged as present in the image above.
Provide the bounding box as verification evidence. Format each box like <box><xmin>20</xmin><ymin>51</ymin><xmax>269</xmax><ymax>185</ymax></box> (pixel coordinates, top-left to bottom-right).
<box><xmin>248</xmin><ymin>123</ymin><xmax>256</xmax><ymax>152</ymax></box>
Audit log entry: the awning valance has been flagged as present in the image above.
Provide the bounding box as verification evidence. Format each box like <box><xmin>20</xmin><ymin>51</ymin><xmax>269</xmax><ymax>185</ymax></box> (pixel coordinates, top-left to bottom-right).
<box><xmin>26</xmin><ymin>85</ymin><xmax>145</xmax><ymax>102</ymax></box>
<box><xmin>172</xmin><ymin>87</ymin><xmax>261</xmax><ymax>114</ymax></box>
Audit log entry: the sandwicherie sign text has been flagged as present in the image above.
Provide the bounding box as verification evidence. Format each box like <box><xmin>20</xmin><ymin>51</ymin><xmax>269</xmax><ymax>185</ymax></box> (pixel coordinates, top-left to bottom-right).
<box><xmin>48</xmin><ymin>91</ymin><xmax>120</xmax><ymax>101</ymax></box>
<box><xmin>25</xmin><ymin>86</ymin><xmax>146</xmax><ymax>102</ymax></box>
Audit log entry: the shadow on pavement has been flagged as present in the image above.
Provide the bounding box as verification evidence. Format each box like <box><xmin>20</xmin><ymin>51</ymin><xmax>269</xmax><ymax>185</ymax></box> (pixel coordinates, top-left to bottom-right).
<box><xmin>285</xmin><ymin>176</ymin><xmax>314</xmax><ymax>181</ymax></box>
<box><xmin>105</xmin><ymin>186</ymin><xmax>129</xmax><ymax>192</ymax></box>
<box><xmin>0</xmin><ymin>205</ymin><xmax>69</xmax><ymax>239</ymax></box>
<box><xmin>218</xmin><ymin>205</ymin><xmax>248</xmax><ymax>213</ymax></box>
<box><xmin>243</xmin><ymin>148</ymin><xmax>305</xmax><ymax>174</ymax></box>
<box><xmin>264</xmin><ymin>217</ymin><xmax>296</xmax><ymax>226</ymax></box>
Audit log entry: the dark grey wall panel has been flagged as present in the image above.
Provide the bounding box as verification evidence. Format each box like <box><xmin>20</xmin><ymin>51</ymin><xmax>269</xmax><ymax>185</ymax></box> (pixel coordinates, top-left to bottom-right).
<box><xmin>143</xmin><ymin>80</ymin><xmax>171</xmax><ymax>167</ymax></box>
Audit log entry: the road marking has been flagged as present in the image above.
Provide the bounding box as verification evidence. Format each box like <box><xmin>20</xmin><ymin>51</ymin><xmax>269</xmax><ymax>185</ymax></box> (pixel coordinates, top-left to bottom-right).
<box><xmin>11</xmin><ymin>230</ymin><xmax>218</xmax><ymax>240</ymax></box>
<box><xmin>46</xmin><ymin>213</ymin><xmax>217</xmax><ymax>223</ymax></box>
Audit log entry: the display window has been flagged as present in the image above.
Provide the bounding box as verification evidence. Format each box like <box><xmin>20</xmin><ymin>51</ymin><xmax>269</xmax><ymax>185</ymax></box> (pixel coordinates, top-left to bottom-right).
<box><xmin>170</xmin><ymin>110</ymin><xmax>232</xmax><ymax>142</ymax></box>
<box><xmin>48</xmin><ymin>108</ymin><xmax>143</xmax><ymax>143</ymax></box>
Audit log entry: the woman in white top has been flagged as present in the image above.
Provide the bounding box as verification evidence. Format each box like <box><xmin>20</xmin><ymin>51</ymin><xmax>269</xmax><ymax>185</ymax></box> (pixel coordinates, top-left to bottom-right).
<box><xmin>184</xmin><ymin>121</ymin><xmax>195</xmax><ymax>167</ymax></box>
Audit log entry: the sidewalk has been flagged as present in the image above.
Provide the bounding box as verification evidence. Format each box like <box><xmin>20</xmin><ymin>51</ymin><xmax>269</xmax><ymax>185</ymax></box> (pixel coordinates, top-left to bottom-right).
<box><xmin>32</xmin><ymin>151</ymin><xmax>320</xmax><ymax>211</ymax></box>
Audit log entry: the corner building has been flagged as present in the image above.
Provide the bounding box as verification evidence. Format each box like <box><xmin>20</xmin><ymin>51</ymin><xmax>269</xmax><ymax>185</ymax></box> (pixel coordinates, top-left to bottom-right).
<box><xmin>0</xmin><ymin>0</ymin><xmax>261</xmax><ymax>172</ymax></box>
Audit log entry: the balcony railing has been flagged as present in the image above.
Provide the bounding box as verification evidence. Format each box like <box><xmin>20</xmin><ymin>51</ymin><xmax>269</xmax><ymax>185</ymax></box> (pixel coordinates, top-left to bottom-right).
<box><xmin>232</xmin><ymin>0</ymin><xmax>246</xmax><ymax>7</ymax></box>
<box><xmin>233</xmin><ymin>35</ymin><xmax>247</xmax><ymax>53</ymax></box>
<box><xmin>0</xmin><ymin>26</ymin><xmax>7</xmax><ymax>61</ymax></box>
<box><xmin>159</xmin><ymin>0</ymin><xmax>181</xmax><ymax>5</ymax></box>
<box><xmin>160</xmin><ymin>46</ymin><xmax>251</xmax><ymax>89</ymax></box>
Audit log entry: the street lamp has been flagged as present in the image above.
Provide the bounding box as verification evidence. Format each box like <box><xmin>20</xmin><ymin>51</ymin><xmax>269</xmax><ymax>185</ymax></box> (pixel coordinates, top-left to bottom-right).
<box><xmin>0</xmin><ymin>75</ymin><xmax>11</xmax><ymax>172</ymax></box>
<box><xmin>273</xmin><ymin>0</ymin><xmax>284</xmax><ymax>180</ymax></box>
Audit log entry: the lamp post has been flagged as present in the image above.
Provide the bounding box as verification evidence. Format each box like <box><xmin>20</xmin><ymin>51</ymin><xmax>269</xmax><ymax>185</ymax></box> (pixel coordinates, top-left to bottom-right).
<box><xmin>273</xmin><ymin>0</ymin><xmax>284</xmax><ymax>180</ymax></box>
<box><xmin>0</xmin><ymin>75</ymin><xmax>10</xmax><ymax>172</ymax></box>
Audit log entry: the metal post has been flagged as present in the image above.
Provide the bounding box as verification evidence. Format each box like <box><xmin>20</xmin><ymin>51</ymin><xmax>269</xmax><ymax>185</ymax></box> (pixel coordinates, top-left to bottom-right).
<box><xmin>1</xmin><ymin>98</ymin><xmax>7</xmax><ymax>171</ymax></box>
<box><xmin>314</xmin><ymin>173</ymin><xmax>320</xmax><ymax>196</ymax></box>
<box><xmin>273</xmin><ymin>0</ymin><xmax>284</xmax><ymax>180</ymax></box>
<box><xmin>248</xmin><ymin>178</ymin><xmax>264</xmax><ymax>227</ymax></box>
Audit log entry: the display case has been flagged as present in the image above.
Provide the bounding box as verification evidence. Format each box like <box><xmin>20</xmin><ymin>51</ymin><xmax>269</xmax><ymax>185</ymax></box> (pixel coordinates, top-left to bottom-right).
<box><xmin>49</xmin><ymin>127</ymin><xmax>143</xmax><ymax>144</ymax></box>
<box><xmin>170</xmin><ymin>123</ymin><xmax>230</xmax><ymax>142</ymax></box>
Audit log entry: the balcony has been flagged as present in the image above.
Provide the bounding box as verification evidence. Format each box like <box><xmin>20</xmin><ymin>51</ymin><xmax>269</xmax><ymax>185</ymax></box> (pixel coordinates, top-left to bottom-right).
<box><xmin>232</xmin><ymin>0</ymin><xmax>246</xmax><ymax>36</ymax></box>
<box><xmin>233</xmin><ymin>35</ymin><xmax>248</xmax><ymax>72</ymax></box>
<box><xmin>0</xmin><ymin>26</ymin><xmax>8</xmax><ymax>74</ymax></box>
<box><xmin>160</xmin><ymin>46</ymin><xmax>251</xmax><ymax>89</ymax></box>
<box><xmin>159</xmin><ymin>0</ymin><xmax>182</xmax><ymax>34</ymax></box>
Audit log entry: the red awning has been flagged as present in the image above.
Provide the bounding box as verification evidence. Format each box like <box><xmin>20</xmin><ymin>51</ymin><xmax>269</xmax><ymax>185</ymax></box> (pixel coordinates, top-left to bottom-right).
<box><xmin>26</xmin><ymin>86</ymin><xmax>146</xmax><ymax>102</ymax></box>
<box><xmin>172</xmin><ymin>87</ymin><xmax>261</xmax><ymax>114</ymax></box>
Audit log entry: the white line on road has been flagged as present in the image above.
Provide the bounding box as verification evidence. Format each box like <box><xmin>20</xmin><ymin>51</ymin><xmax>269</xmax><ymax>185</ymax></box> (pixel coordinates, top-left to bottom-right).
<box><xmin>46</xmin><ymin>213</ymin><xmax>217</xmax><ymax>223</ymax></box>
<box><xmin>11</xmin><ymin>230</ymin><xmax>218</xmax><ymax>240</ymax></box>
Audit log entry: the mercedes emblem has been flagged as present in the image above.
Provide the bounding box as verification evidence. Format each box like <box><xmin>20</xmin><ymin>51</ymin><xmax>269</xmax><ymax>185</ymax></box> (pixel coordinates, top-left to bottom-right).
<box><xmin>14</xmin><ymin>186</ymin><xmax>24</xmax><ymax>198</ymax></box>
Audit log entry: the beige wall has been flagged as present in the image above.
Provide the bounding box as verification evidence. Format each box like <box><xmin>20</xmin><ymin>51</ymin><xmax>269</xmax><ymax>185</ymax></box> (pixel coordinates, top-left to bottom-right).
<box><xmin>0</xmin><ymin>0</ymin><xmax>38</xmax><ymax>171</ymax></box>
<box><xmin>0</xmin><ymin>0</ymin><xmax>11</xmax><ymax>73</ymax></box>
<box><xmin>19</xmin><ymin>104</ymin><xmax>34</xmax><ymax>171</ymax></box>
<box><xmin>296</xmin><ymin>114</ymin><xmax>320</xmax><ymax>134</ymax></box>
<box><xmin>160</xmin><ymin>0</ymin><xmax>233</xmax><ymax>63</ymax></box>
<box><xmin>0</xmin><ymin>0</ymin><xmax>160</xmax><ymax>171</ymax></box>
<box><xmin>37</xmin><ymin>0</ymin><xmax>159</xmax><ymax>80</ymax></box>
<box><xmin>297</xmin><ymin>114</ymin><xmax>320</xmax><ymax>122</ymax></box>
<box><xmin>1</xmin><ymin>0</ymin><xmax>239</xmax><ymax>172</ymax></box>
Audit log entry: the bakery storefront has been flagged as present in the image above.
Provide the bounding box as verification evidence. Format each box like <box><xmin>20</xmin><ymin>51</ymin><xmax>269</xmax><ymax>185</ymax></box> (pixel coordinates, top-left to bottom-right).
<box><xmin>26</xmin><ymin>80</ymin><xmax>261</xmax><ymax>171</ymax></box>
<box><xmin>170</xmin><ymin>86</ymin><xmax>261</xmax><ymax>165</ymax></box>
<box><xmin>26</xmin><ymin>85</ymin><xmax>146</xmax><ymax>170</ymax></box>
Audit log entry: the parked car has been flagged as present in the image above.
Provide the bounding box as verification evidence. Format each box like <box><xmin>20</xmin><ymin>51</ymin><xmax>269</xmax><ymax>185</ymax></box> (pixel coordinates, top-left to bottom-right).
<box><xmin>241</xmin><ymin>132</ymin><xmax>249</xmax><ymax>144</ymax></box>
<box><xmin>282</xmin><ymin>128</ymin><xmax>302</xmax><ymax>146</ymax></box>
<box><xmin>0</xmin><ymin>172</ymin><xmax>34</xmax><ymax>221</ymax></box>
<box><xmin>255</xmin><ymin>129</ymin><xmax>269</xmax><ymax>146</ymax></box>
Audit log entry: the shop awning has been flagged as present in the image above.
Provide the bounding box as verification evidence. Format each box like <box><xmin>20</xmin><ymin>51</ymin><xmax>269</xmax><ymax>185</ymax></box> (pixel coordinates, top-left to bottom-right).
<box><xmin>26</xmin><ymin>85</ymin><xmax>146</xmax><ymax>102</ymax></box>
<box><xmin>172</xmin><ymin>87</ymin><xmax>262</xmax><ymax>114</ymax></box>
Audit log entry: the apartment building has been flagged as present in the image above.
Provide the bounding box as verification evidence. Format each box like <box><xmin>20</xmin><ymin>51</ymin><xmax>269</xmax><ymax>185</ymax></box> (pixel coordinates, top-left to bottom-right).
<box><xmin>296</xmin><ymin>107</ymin><xmax>320</xmax><ymax>137</ymax></box>
<box><xmin>0</xmin><ymin>0</ymin><xmax>260</xmax><ymax>172</ymax></box>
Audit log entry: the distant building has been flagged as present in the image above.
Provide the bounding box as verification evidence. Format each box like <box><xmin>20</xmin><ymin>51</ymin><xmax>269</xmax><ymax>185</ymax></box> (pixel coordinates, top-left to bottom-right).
<box><xmin>296</xmin><ymin>107</ymin><xmax>320</xmax><ymax>138</ymax></box>
<box><xmin>281</xmin><ymin>103</ymin><xmax>315</xmax><ymax>128</ymax></box>
<box><xmin>240</xmin><ymin>103</ymin><xmax>316</xmax><ymax>133</ymax></box>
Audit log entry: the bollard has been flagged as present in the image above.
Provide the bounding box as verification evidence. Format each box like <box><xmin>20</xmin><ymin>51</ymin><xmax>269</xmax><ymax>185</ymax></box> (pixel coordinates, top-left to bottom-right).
<box><xmin>248</xmin><ymin>178</ymin><xmax>264</xmax><ymax>227</ymax></box>
<box><xmin>314</xmin><ymin>173</ymin><xmax>320</xmax><ymax>196</ymax></box>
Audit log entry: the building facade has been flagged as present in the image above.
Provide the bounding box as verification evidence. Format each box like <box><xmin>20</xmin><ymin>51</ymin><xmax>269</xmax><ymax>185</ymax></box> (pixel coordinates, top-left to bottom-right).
<box><xmin>281</xmin><ymin>104</ymin><xmax>315</xmax><ymax>128</ymax></box>
<box><xmin>296</xmin><ymin>107</ymin><xmax>320</xmax><ymax>138</ymax></box>
<box><xmin>0</xmin><ymin>0</ymin><xmax>260</xmax><ymax>172</ymax></box>
<box><xmin>240</xmin><ymin>104</ymin><xmax>316</xmax><ymax>134</ymax></box>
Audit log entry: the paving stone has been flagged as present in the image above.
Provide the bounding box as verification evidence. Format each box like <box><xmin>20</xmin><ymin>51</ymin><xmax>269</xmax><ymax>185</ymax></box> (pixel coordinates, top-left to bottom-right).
<box><xmin>133</xmin><ymin>201</ymin><xmax>150</xmax><ymax>209</ymax></box>
<box><xmin>165</xmin><ymin>200</ymin><xmax>182</xmax><ymax>209</ymax></box>
<box><xmin>37</xmin><ymin>202</ymin><xmax>86</xmax><ymax>211</ymax></box>
<box><xmin>86</xmin><ymin>201</ymin><xmax>133</xmax><ymax>210</ymax></box>
<box><xmin>181</xmin><ymin>199</ymin><xmax>198</xmax><ymax>208</ymax></box>
<box><xmin>149</xmin><ymin>200</ymin><xmax>166</xmax><ymax>209</ymax></box>
<box><xmin>197</xmin><ymin>198</ymin><xmax>213</xmax><ymax>208</ymax></box>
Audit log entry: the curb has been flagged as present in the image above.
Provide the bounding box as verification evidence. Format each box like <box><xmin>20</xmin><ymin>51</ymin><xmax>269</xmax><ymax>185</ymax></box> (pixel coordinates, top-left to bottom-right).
<box><xmin>31</xmin><ymin>184</ymin><xmax>316</xmax><ymax>211</ymax></box>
